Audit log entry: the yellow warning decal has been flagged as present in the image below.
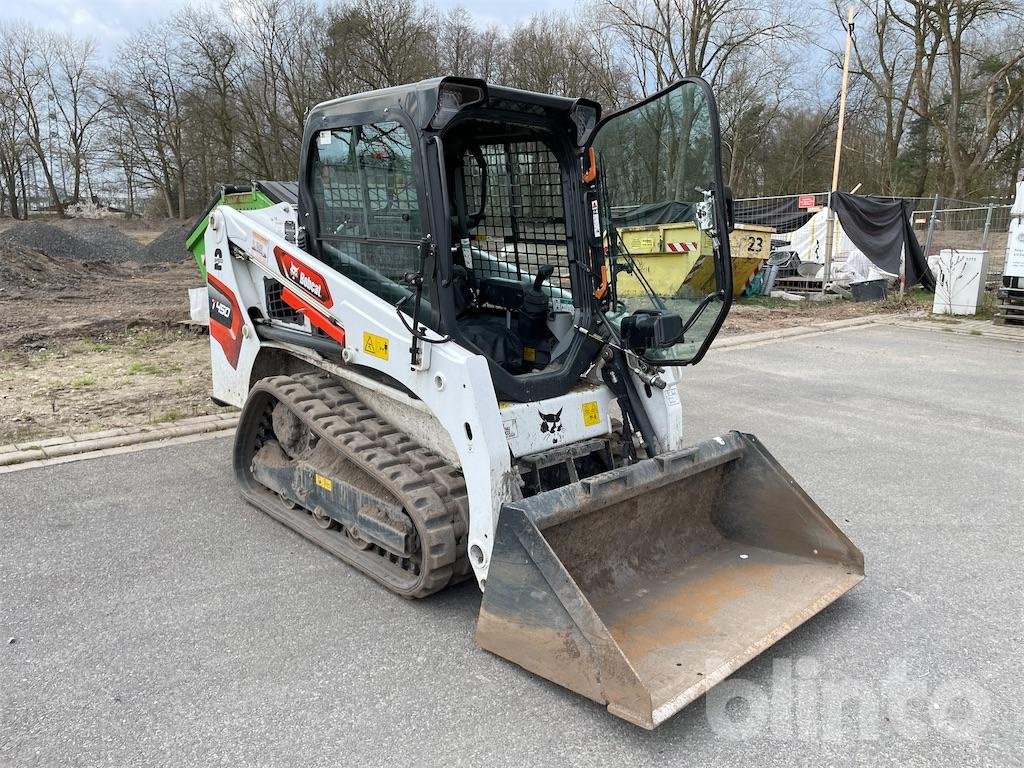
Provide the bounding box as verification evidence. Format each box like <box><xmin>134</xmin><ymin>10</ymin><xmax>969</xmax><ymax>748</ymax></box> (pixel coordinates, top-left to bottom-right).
<box><xmin>581</xmin><ymin>401</ymin><xmax>601</xmax><ymax>427</ymax></box>
<box><xmin>315</xmin><ymin>474</ymin><xmax>333</xmax><ymax>492</ymax></box>
<box><xmin>363</xmin><ymin>331</ymin><xmax>389</xmax><ymax>360</ymax></box>
<box><xmin>523</xmin><ymin>346</ymin><xmax>536</xmax><ymax>362</ymax></box>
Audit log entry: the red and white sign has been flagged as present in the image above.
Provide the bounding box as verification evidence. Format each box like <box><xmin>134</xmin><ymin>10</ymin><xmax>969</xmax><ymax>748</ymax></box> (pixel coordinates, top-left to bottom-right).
<box><xmin>798</xmin><ymin>194</ymin><xmax>816</xmax><ymax>209</ymax></box>
<box><xmin>666</xmin><ymin>241</ymin><xmax>699</xmax><ymax>253</ymax></box>
<box><xmin>274</xmin><ymin>246</ymin><xmax>333</xmax><ymax>307</ymax></box>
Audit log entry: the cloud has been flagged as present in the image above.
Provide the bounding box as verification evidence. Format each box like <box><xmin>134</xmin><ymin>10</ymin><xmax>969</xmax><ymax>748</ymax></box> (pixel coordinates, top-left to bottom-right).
<box><xmin>3</xmin><ymin>0</ymin><xmax>575</xmax><ymax>59</ymax></box>
<box><xmin>2</xmin><ymin>0</ymin><xmax>193</xmax><ymax>54</ymax></box>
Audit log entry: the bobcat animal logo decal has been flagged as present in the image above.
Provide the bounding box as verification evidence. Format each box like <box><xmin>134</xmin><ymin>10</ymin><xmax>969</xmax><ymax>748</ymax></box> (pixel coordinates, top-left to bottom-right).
<box><xmin>538</xmin><ymin>408</ymin><xmax>563</xmax><ymax>438</ymax></box>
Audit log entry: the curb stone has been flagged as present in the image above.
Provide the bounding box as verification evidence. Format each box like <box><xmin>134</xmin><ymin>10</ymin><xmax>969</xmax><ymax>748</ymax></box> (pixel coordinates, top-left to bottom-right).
<box><xmin>0</xmin><ymin>413</ymin><xmax>239</xmax><ymax>468</ymax></box>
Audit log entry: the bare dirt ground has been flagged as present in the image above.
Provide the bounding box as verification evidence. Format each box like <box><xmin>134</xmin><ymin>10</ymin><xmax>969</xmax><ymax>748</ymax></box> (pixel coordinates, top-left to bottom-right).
<box><xmin>0</xmin><ymin>215</ymin><xmax>932</xmax><ymax>443</ymax></box>
<box><xmin>0</xmin><ymin>328</ymin><xmax>222</xmax><ymax>444</ymax></box>
<box><xmin>720</xmin><ymin>295</ymin><xmax>899</xmax><ymax>335</ymax></box>
<box><xmin>0</xmin><ymin>217</ymin><xmax>227</xmax><ymax>444</ymax></box>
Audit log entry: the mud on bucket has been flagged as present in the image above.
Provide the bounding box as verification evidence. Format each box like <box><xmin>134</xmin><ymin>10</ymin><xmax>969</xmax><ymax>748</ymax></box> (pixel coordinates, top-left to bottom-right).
<box><xmin>476</xmin><ymin>431</ymin><xmax>864</xmax><ymax>729</ymax></box>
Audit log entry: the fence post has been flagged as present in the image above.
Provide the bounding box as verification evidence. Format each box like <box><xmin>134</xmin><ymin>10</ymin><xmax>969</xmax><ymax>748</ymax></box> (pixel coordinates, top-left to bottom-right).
<box><xmin>822</xmin><ymin>191</ymin><xmax>833</xmax><ymax>296</ymax></box>
<box><xmin>981</xmin><ymin>203</ymin><xmax>994</xmax><ymax>251</ymax></box>
<box><xmin>923</xmin><ymin>194</ymin><xmax>940</xmax><ymax>259</ymax></box>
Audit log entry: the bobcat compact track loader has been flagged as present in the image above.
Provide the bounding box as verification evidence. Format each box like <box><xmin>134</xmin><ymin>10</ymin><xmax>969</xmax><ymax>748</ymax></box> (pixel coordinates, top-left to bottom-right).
<box><xmin>193</xmin><ymin>77</ymin><xmax>864</xmax><ymax>729</ymax></box>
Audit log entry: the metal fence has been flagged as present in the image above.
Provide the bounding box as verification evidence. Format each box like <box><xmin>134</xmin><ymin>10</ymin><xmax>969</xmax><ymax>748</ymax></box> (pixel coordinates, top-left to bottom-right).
<box><xmin>734</xmin><ymin>191</ymin><xmax>1014</xmax><ymax>275</ymax></box>
<box><xmin>908</xmin><ymin>196</ymin><xmax>1013</xmax><ymax>272</ymax></box>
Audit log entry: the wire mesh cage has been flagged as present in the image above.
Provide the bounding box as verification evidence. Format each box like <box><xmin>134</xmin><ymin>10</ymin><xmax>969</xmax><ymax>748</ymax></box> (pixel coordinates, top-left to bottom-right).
<box><xmin>461</xmin><ymin>141</ymin><xmax>570</xmax><ymax>290</ymax></box>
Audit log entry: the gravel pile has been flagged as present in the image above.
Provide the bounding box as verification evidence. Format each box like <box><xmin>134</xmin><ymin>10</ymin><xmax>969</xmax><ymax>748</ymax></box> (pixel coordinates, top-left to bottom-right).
<box><xmin>61</xmin><ymin>221</ymin><xmax>144</xmax><ymax>261</ymax></box>
<box><xmin>0</xmin><ymin>241</ymin><xmax>96</xmax><ymax>296</ymax></box>
<box><xmin>141</xmin><ymin>223</ymin><xmax>195</xmax><ymax>264</ymax></box>
<box><xmin>0</xmin><ymin>222</ymin><xmax>104</xmax><ymax>262</ymax></box>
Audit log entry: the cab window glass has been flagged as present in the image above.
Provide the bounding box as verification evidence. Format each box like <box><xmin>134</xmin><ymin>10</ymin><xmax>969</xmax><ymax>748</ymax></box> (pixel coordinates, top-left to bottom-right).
<box><xmin>310</xmin><ymin>121</ymin><xmax>421</xmax><ymax>305</ymax></box>
<box><xmin>593</xmin><ymin>82</ymin><xmax>726</xmax><ymax>363</ymax></box>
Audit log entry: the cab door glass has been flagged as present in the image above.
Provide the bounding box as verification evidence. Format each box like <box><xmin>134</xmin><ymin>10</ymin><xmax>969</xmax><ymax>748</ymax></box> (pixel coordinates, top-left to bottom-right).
<box><xmin>590</xmin><ymin>80</ymin><xmax>731</xmax><ymax>365</ymax></box>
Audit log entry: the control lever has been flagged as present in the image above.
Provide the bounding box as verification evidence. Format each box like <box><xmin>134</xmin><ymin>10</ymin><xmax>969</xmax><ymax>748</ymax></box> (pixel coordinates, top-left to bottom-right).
<box><xmin>532</xmin><ymin>264</ymin><xmax>555</xmax><ymax>292</ymax></box>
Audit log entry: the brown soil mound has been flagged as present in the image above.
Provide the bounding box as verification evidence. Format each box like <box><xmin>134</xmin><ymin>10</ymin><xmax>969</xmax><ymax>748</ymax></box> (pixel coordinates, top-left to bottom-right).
<box><xmin>0</xmin><ymin>242</ymin><xmax>101</xmax><ymax>297</ymax></box>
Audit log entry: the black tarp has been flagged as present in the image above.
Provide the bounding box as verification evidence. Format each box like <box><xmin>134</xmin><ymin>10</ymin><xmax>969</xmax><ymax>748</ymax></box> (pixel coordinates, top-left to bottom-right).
<box><xmin>733</xmin><ymin>197</ymin><xmax>814</xmax><ymax>233</ymax></box>
<box><xmin>831</xmin><ymin>192</ymin><xmax>934</xmax><ymax>289</ymax></box>
<box><xmin>611</xmin><ymin>201</ymin><xmax>695</xmax><ymax>227</ymax></box>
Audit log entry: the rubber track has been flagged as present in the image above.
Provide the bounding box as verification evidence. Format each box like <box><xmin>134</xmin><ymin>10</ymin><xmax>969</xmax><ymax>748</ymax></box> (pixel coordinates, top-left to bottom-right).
<box><xmin>241</xmin><ymin>372</ymin><xmax>471</xmax><ymax>597</ymax></box>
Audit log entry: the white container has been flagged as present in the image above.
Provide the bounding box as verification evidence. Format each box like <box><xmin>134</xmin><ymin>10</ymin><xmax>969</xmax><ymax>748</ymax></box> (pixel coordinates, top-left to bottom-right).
<box><xmin>932</xmin><ymin>249</ymin><xmax>989</xmax><ymax>315</ymax></box>
<box><xmin>188</xmin><ymin>286</ymin><xmax>210</xmax><ymax>325</ymax></box>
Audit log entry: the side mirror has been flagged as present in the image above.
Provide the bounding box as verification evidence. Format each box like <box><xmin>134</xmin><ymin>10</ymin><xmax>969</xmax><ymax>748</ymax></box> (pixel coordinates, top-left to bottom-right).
<box><xmin>620</xmin><ymin>309</ymin><xmax>683</xmax><ymax>353</ymax></box>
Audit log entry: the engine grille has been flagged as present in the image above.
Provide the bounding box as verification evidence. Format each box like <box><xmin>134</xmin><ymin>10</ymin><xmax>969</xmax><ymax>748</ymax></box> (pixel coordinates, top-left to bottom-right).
<box><xmin>264</xmin><ymin>278</ymin><xmax>302</xmax><ymax>323</ymax></box>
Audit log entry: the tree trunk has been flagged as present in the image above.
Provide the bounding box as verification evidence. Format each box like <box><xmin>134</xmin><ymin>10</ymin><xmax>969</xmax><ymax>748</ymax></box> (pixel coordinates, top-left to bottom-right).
<box><xmin>0</xmin><ymin>160</ymin><xmax>17</xmax><ymax>219</ymax></box>
<box><xmin>125</xmin><ymin>168</ymin><xmax>135</xmax><ymax>220</ymax></box>
<box><xmin>17</xmin><ymin>162</ymin><xmax>28</xmax><ymax>220</ymax></box>
<box><xmin>177</xmin><ymin>167</ymin><xmax>187</xmax><ymax>220</ymax></box>
<box><xmin>32</xmin><ymin>149</ymin><xmax>66</xmax><ymax>217</ymax></box>
<box><xmin>163</xmin><ymin>185</ymin><xmax>174</xmax><ymax>219</ymax></box>
<box><xmin>1009</xmin><ymin>115</ymin><xmax>1024</xmax><ymax>188</ymax></box>
<box><xmin>71</xmin><ymin>154</ymin><xmax>82</xmax><ymax>205</ymax></box>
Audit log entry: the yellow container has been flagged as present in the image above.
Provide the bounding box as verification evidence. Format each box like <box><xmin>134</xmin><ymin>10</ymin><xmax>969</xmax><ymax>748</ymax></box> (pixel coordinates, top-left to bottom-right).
<box><xmin>615</xmin><ymin>222</ymin><xmax>774</xmax><ymax>298</ymax></box>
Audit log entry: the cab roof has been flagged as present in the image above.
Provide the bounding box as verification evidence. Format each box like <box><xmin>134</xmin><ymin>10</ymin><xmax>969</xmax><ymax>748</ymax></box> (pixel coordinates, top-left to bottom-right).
<box><xmin>305</xmin><ymin>77</ymin><xmax>601</xmax><ymax>146</ymax></box>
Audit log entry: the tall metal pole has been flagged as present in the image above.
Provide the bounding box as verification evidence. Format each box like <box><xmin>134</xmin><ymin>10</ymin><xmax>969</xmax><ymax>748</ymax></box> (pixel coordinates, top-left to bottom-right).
<box><xmin>823</xmin><ymin>5</ymin><xmax>856</xmax><ymax>296</ymax></box>
<box><xmin>981</xmin><ymin>202</ymin><xmax>994</xmax><ymax>251</ymax></box>
<box><xmin>923</xmin><ymin>193</ymin><xmax>940</xmax><ymax>258</ymax></box>
<box><xmin>912</xmin><ymin>193</ymin><xmax>941</xmax><ymax>297</ymax></box>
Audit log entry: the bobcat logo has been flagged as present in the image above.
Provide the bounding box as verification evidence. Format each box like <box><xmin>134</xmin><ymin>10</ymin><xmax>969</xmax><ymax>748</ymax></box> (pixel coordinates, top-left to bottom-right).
<box><xmin>538</xmin><ymin>408</ymin><xmax>563</xmax><ymax>435</ymax></box>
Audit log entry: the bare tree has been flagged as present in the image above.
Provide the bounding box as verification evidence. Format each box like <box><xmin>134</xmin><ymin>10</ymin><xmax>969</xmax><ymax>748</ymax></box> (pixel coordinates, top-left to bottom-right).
<box><xmin>175</xmin><ymin>7</ymin><xmax>241</xmax><ymax>183</ymax></box>
<box><xmin>326</xmin><ymin>0</ymin><xmax>438</xmax><ymax>91</ymax></box>
<box><xmin>109</xmin><ymin>26</ymin><xmax>194</xmax><ymax>218</ymax></box>
<box><xmin>848</xmin><ymin>0</ymin><xmax>942</xmax><ymax>193</ymax></box>
<box><xmin>228</xmin><ymin>0</ymin><xmax>331</xmax><ymax>179</ymax></box>
<box><xmin>4</xmin><ymin>0</ymin><xmax>1021</xmax><ymax>218</ymax></box>
<box><xmin>42</xmin><ymin>32</ymin><xmax>108</xmax><ymax>205</ymax></box>
<box><xmin>595</xmin><ymin>0</ymin><xmax>799</xmax><ymax>94</ymax></box>
<box><xmin>892</xmin><ymin>0</ymin><xmax>1024</xmax><ymax>198</ymax></box>
<box><xmin>0</xmin><ymin>23</ymin><xmax>65</xmax><ymax>215</ymax></box>
<box><xmin>0</xmin><ymin>48</ymin><xmax>25</xmax><ymax>218</ymax></box>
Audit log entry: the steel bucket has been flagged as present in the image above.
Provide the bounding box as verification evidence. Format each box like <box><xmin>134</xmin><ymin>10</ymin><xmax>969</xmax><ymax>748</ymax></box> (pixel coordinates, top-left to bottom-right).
<box><xmin>476</xmin><ymin>431</ymin><xmax>864</xmax><ymax>729</ymax></box>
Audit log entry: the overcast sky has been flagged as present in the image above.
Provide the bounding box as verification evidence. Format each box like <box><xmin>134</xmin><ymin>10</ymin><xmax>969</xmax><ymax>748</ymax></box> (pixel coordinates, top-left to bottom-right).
<box><xmin>1</xmin><ymin>0</ymin><xmax>573</xmax><ymax>55</ymax></box>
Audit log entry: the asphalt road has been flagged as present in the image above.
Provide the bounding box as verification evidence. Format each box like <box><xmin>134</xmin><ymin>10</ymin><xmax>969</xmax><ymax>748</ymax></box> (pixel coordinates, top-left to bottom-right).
<box><xmin>2</xmin><ymin>324</ymin><xmax>1022</xmax><ymax>767</ymax></box>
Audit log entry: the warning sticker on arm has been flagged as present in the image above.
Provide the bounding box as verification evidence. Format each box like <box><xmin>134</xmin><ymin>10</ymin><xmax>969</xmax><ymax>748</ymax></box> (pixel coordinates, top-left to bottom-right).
<box><xmin>363</xmin><ymin>332</ymin><xmax>390</xmax><ymax>360</ymax></box>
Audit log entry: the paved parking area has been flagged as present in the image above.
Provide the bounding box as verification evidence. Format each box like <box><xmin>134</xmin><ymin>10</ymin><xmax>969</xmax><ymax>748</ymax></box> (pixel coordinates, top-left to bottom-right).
<box><xmin>1</xmin><ymin>323</ymin><xmax>1021</xmax><ymax>766</ymax></box>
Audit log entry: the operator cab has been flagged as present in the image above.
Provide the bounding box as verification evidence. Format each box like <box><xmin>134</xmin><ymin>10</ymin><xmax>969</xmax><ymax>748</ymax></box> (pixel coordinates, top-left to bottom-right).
<box><xmin>437</xmin><ymin>102</ymin><xmax>590</xmax><ymax>380</ymax></box>
<box><xmin>298</xmin><ymin>77</ymin><xmax>733</xmax><ymax>402</ymax></box>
